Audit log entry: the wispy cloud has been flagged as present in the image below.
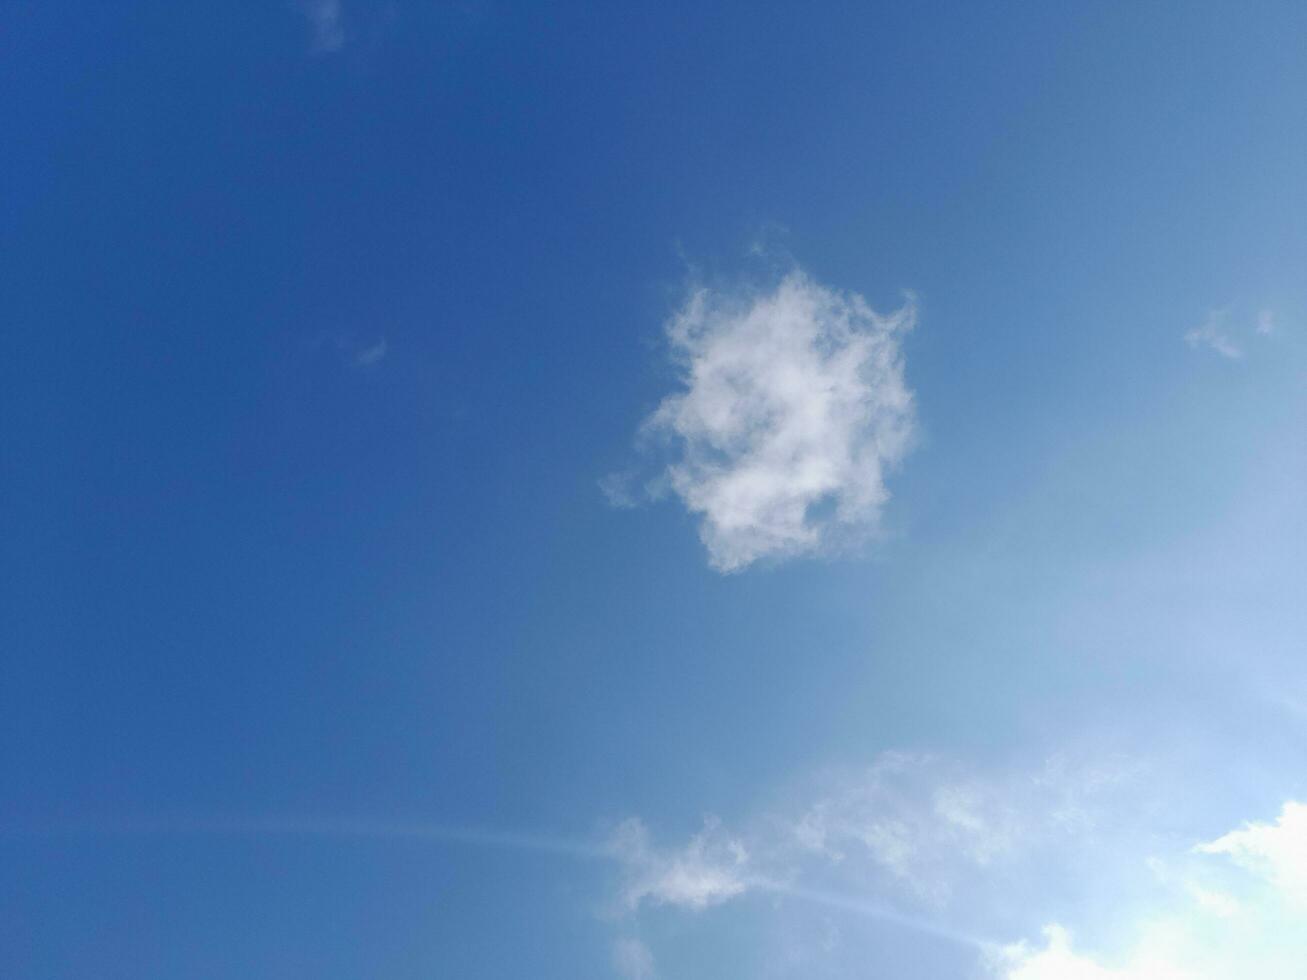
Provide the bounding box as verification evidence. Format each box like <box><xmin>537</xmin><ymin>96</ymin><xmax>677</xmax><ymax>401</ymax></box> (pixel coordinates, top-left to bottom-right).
<box><xmin>617</xmin><ymin>267</ymin><xmax>917</xmax><ymax>572</ymax></box>
<box><xmin>351</xmin><ymin>337</ymin><xmax>388</xmax><ymax>367</ymax></box>
<box><xmin>607</xmin><ymin>753</ymin><xmax>1131</xmax><ymax>920</ymax></box>
<box><xmin>609</xmin><ymin>815</ymin><xmax>749</xmax><ymax>911</ymax></box>
<box><xmin>315</xmin><ymin>334</ymin><xmax>388</xmax><ymax>368</ymax></box>
<box><xmin>602</xmin><ymin>751</ymin><xmax>1307</xmax><ymax>977</ymax></box>
<box><xmin>3</xmin><ymin>813</ymin><xmax>608</xmax><ymax>862</ymax></box>
<box><xmin>1184</xmin><ymin>305</ymin><xmax>1286</xmax><ymax>358</ymax></box>
<box><xmin>299</xmin><ymin>0</ymin><xmax>346</xmax><ymax>53</ymax></box>
<box><xmin>1185</xmin><ymin>310</ymin><xmax>1243</xmax><ymax>359</ymax></box>
<box><xmin>612</xmin><ymin>938</ymin><xmax>656</xmax><ymax>980</ymax></box>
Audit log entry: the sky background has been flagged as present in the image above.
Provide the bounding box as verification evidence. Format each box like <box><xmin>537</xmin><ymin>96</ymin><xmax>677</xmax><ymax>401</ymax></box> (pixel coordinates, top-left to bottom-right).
<box><xmin>3</xmin><ymin>3</ymin><xmax>1306</xmax><ymax>978</ymax></box>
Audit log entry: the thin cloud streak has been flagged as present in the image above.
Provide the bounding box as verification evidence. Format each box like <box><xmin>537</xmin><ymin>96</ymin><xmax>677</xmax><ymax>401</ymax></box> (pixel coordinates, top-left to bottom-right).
<box><xmin>3</xmin><ymin>815</ymin><xmax>609</xmax><ymax>861</ymax></box>
<box><xmin>751</xmin><ymin>878</ymin><xmax>997</xmax><ymax>952</ymax></box>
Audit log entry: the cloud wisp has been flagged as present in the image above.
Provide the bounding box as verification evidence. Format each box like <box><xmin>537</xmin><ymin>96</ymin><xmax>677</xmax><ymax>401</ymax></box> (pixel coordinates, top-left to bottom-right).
<box><xmin>602</xmin><ymin>751</ymin><xmax>1138</xmax><ymax>972</ymax></box>
<box><xmin>611</xmin><ymin>938</ymin><xmax>657</xmax><ymax>980</ymax></box>
<box><xmin>603</xmin><ymin>749</ymin><xmax>1307</xmax><ymax>979</ymax></box>
<box><xmin>299</xmin><ymin>0</ymin><xmax>346</xmax><ymax>54</ymax></box>
<box><xmin>616</xmin><ymin>267</ymin><xmax>917</xmax><ymax>572</ymax></box>
<box><xmin>3</xmin><ymin>814</ymin><xmax>608</xmax><ymax>863</ymax></box>
<box><xmin>609</xmin><ymin>815</ymin><xmax>751</xmax><ymax>912</ymax></box>
<box><xmin>1185</xmin><ymin>310</ymin><xmax>1243</xmax><ymax>359</ymax></box>
<box><xmin>350</xmin><ymin>337</ymin><xmax>388</xmax><ymax>367</ymax></box>
<box><xmin>1184</xmin><ymin>305</ymin><xmax>1284</xmax><ymax>359</ymax></box>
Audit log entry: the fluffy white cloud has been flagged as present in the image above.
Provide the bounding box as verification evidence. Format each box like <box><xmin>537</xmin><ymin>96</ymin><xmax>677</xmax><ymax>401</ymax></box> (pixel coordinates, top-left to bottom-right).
<box><xmin>1195</xmin><ymin>800</ymin><xmax>1307</xmax><ymax>907</ymax></box>
<box><xmin>994</xmin><ymin>800</ymin><xmax>1307</xmax><ymax>980</ymax></box>
<box><xmin>993</xmin><ymin>924</ymin><xmax>1197</xmax><ymax>980</ymax></box>
<box><xmin>637</xmin><ymin>269</ymin><xmax>916</xmax><ymax>571</ymax></box>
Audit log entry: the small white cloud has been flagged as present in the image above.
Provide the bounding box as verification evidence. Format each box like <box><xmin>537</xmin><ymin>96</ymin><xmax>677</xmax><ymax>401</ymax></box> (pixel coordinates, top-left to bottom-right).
<box><xmin>993</xmin><ymin>924</ymin><xmax>1197</xmax><ymax>980</ymax></box>
<box><xmin>1257</xmin><ymin>309</ymin><xmax>1276</xmax><ymax>336</ymax></box>
<box><xmin>1195</xmin><ymin>800</ymin><xmax>1307</xmax><ymax>907</ymax></box>
<box><xmin>299</xmin><ymin>0</ymin><xmax>346</xmax><ymax>53</ymax></box>
<box><xmin>610</xmin><ymin>816</ymin><xmax>750</xmax><ymax>912</ymax></box>
<box><xmin>628</xmin><ymin>267</ymin><xmax>917</xmax><ymax>572</ymax></box>
<box><xmin>612</xmin><ymin>937</ymin><xmax>656</xmax><ymax>980</ymax></box>
<box><xmin>1184</xmin><ymin>310</ymin><xmax>1242</xmax><ymax>359</ymax></box>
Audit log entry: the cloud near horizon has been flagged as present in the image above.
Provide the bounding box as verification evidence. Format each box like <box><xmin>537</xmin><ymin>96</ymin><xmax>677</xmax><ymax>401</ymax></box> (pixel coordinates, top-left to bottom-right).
<box><xmin>994</xmin><ymin>801</ymin><xmax>1307</xmax><ymax>977</ymax></box>
<box><xmin>620</xmin><ymin>268</ymin><xmax>917</xmax><ymax>572</ymax></box>
<box><xmin>603</xmin><ymin>754</ymin><xmax>1307</xmax><ymax>979</ymax></box>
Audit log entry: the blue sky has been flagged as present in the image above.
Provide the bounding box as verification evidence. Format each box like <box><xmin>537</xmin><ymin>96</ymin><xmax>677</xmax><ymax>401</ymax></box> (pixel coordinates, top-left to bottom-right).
<box><xmin>3</xmin><ymin>3</ymin><xmax>1307</xmax><ymax>977</ymax></box>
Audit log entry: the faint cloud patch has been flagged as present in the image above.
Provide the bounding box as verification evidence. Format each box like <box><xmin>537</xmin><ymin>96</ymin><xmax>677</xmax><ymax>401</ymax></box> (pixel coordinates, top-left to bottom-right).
<box><xmin>612</xmin><ymin>937</ymin><xmax>656</xmax><ymax>980</ymax></box>
<box><xmin>349</xmin><ymin>337</ymin><xmax>388</xmax><ymax>367</ymax></box>
<box><xmin>598</xmin><ymin>470</ymin><xmax>643</xmax><ymax>510</ymax></box>
<box><xmin>307</xmin><ymin>333</ymin><xmax>389</xmax><ymax>369</ymax></box>
<box><xmin>1185</xmin><ymin>305</ymin><xmax>1286</xmax><ymax>359</ymax></box>
<box><xmin>612</xmin><ymin>265</ymin><xmax>917</xmax><ymax>572</ymax></box>
<box><xmin>609</xmin><ymin>815</ymin><xmax>749</xmax><ymax>912</ymax></box>
<box><xmin>1185</xmin><ymin>309</ymin><xmax>1242</xmax><ymax>359</ymax></box>
<box><xmin>299</xmin><ymin>0</ymin><xmax>346</xmax><ymax>53</ymax></box>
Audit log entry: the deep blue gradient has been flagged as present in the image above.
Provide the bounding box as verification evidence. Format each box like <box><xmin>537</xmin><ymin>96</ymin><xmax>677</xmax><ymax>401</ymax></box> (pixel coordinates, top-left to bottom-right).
<box><xmin>3</xmin><ymin>3</ymin><xmax>1306</xmax><ymax>977</ymax></box>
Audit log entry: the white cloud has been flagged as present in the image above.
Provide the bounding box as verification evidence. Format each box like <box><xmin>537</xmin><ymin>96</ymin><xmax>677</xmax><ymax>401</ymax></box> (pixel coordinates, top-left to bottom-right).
<box><xmin>634</xmin><ymin>268</ymin><xmax>916</xmax><ymax>571</ymax></box>
<box><xmin>992</xmin><ymin>924</ymin><xmax>1197</xmax><ymax>980</ymax></box>
<box><xmin>1257</xmin><ymin>309</ymin><xmax>1276</xmax><ymax>336</ymax></box>
<box><xmin>299</xmin><ymin>0</ymin><xmax>346</xmax><ymax>53</ymax></box>
<box><xmin>612</xmin><ymin>938</ymin><xmax>656</xmax><ymax>980</ymax></box>
<box><xmin>1184</xmin><ymin>310</ymin><xmax>1242</xmax><ymax>359</ymax></box>
<box><xmin>993</xmin><ymin>800</ymin><xmax>1307</xmax><ymax>980</ymax></box>
<box><xmin>601</xmin><ymin>758</ymin><xmax>1307</xmax><ymax>977</ymax></box>
<box><xmin>1194</xmin><ymin>800</ymin><xmax>1307</xmax><ymax>907</ymax></box>
<box><xmin>610</xmin><ymin>816</ymin><xmax>749</xmax><ymax>911</ymax></box>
